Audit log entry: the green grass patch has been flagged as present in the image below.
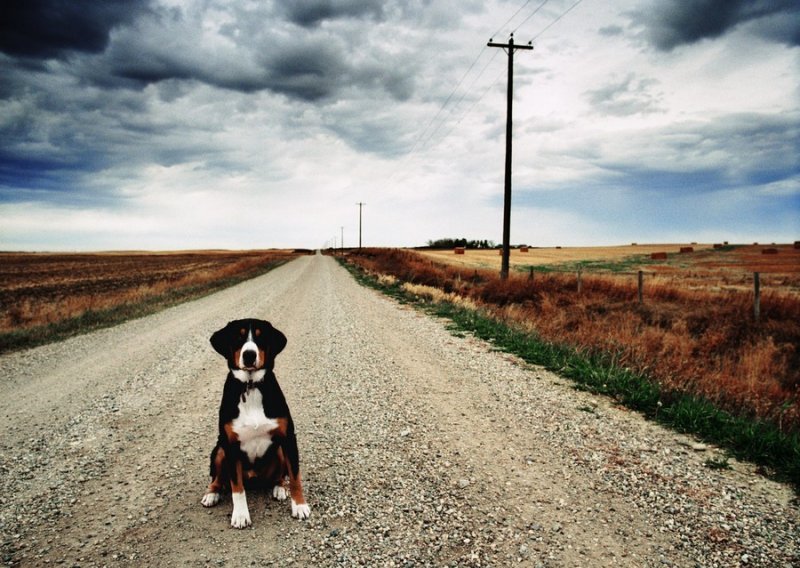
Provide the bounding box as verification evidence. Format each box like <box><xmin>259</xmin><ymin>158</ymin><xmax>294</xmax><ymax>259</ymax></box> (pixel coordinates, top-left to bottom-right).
<box><xmin>0</xmin><ymin>259</ymin><xmax>290</xmax><ymax>354</ymax></box>
<box><xmin>338</xmin><ymin>257</ymin><xmax>800</xmax><ymax>490</ymax></box>
<box><xmin>516</xmin><ymin>254</ymin><xmax>659</xmax><ymax>275</ymax></box>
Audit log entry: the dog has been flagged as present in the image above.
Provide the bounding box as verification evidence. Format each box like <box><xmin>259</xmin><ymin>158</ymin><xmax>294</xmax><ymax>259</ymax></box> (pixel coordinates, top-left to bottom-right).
<box><xmin>201</xmin><ymin>318</ymin><xmax>310</xmax><ymax>527</ymax></box>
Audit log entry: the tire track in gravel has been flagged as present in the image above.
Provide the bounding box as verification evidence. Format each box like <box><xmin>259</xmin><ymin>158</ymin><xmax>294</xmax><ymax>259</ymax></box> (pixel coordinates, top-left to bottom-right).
<box><xmin>1</xmin><ymin>253</ymin><xmax>797</xmax><ymax>567</ymax></box>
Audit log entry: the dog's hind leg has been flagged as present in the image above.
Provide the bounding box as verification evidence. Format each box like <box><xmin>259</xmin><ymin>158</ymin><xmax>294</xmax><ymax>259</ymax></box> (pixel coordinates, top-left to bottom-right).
<box><xmin>269</xmin><ymin>447</ymin><xmax>290</xmax><ymax>502</ymax></box>
<box><xmin>201</xmin><ymin>445</ymin><xmax>226</xmax><ymax>507</ymax></box>
<box><xmin>282</xmin><ymin>437</ymin><xmax>310</xmax><ymax>519</ymax></box>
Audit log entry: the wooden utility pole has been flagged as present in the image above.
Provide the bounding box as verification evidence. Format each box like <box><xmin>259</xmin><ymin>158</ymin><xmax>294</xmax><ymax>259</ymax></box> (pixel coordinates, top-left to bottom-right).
<box><xmin>356</xmin><ymin>202</ymin><xmax>365</xmax><ymax>249</ymax></box>
<box><xmin>488</xmin><ymin>34</ymin><xmax>533</xmax><ymax>280</ymax></box>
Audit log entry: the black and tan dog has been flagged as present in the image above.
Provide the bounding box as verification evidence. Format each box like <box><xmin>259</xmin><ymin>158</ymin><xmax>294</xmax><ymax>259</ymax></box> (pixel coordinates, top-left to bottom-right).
<box><xmin>201</xmin><ymin>318</ymin><xmax>310</xmax><ymax>527</ymax></box>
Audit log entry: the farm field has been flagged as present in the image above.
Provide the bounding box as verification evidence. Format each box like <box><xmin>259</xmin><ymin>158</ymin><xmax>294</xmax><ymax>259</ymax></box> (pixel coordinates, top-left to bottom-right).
<box><xmin>418</xmin><ymin>243</ymin><xmax>800</xmax><ymax>296</ymax></box>
<box><xmin>421</xmin><ymin>243</ymin><xmax>715</xmax><ymax>269</ymax></box>
<box><xmin>0</xmin><ymin>249</ymin><xmax>301</xmax><ymax>349</ymax></box>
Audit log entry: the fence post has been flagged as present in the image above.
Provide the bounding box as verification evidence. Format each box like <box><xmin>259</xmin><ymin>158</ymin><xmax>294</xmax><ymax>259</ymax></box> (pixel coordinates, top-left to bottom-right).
<box><xmin>638</xmin><ymin>270</ymin><xmax>644</xmax><ymax>304</ymax></box>
<box><xmin>528</xmin><ymin>266</ymin><xmax>534</xmax><ymax>281</ymax></box>
<box><xmin>577</xmin><ymin>268</ymin><xmax>582</xmax><ymax>294</ymax></box>
<box><xmin>754</xmin><ymin>272</ymin><xmax>760</xmax><ymax>322</ymax></box>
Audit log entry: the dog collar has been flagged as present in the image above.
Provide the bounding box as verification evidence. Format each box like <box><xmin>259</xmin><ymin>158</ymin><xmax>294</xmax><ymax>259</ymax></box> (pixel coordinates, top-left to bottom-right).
<box><xmin>241</xmin><ymin>379</ymin><xmax>256</xmax><ymax>402</ymax></box>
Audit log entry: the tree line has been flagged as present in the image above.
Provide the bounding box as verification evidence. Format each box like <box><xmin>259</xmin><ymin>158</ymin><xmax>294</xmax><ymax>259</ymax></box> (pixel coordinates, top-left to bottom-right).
<box><xmin>426</xmin><ymin>238</ymin><xmax>497</xmax><ymax>249</ymax></box>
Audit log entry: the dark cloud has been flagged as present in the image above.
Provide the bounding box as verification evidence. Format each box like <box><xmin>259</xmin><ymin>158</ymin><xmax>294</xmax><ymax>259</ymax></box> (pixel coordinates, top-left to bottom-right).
<box><xmin>0</xmin><ymin>0</ymin><xmax>151</xmax><ymax>59</ymax></box>
<box><xmin>279</xmin><ymin>0</ymin><xmax>385</xmax><ymax>28</ymax></box>
<box><xmin>1</xmin><ymin>0</ymin><xmax>426</xmax><ymax>106</ymax></box>
<box><xmin>635</xmin><ymin>0</ymin><xmax>800</xmax><ymax>50</ymax></box>
<box><xmin>0</xmin><ymin>0</ymin><xmax>431</xmax><ymax>203</ymax></box>
<box><xmin>265</xmin><ymin>41</ymin><xmax>349</xmax><ymax>101</ymax></box>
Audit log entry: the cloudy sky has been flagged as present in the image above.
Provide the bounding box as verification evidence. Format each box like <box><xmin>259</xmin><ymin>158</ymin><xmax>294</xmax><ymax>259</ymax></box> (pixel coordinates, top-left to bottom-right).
<box><xmin>1</xmin><ymin>0</ymin><xmax>798</xmax><ymax>250</ymax></box>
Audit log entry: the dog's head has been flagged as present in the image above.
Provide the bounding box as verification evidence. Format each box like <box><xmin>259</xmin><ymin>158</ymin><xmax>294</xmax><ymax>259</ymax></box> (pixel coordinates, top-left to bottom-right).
<box><xmin>210</xmin><ymin>318</ymin><xmax>287</xmax><ymax>373</ymax></box>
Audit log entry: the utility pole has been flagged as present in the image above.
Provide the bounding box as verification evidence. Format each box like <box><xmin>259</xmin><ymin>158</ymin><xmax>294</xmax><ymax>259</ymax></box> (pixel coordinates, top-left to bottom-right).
<box><xmin>488</xmin><ymin>33</ymin><xmax>533</xmax><ymax>280</ymax></box>
<box><xmin>340</xmin><ymin>226</ymin><xmax>344</xmax><ymax>255</ymax></box>
<box><xmin>356</xmin><ymin>202</ymin><xmax>365</xmax><ymax>249</ymax></box>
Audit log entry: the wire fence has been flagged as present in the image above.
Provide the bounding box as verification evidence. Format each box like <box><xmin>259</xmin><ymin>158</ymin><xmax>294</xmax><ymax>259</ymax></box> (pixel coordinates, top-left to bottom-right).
<box><xmin>515</xmin><ymin>265</ymin><xmax>770</xmax><ymax>320</ymax></box>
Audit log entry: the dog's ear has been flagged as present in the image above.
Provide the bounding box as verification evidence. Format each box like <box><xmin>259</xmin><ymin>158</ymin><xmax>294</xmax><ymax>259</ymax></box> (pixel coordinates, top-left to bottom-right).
<box><xmin>265</xmin><ymin>322</ymin><xmax>287</xmax><ymax>358</ymax></box>
<box><xmin>210</xmin><ymin>322</ymin><xmax>233</xmax><ymax>357</ymax></box>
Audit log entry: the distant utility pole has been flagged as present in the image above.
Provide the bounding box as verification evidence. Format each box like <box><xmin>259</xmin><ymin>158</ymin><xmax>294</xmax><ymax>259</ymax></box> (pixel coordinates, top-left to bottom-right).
<box><xmin>340</xmin><ymin>226</ymin><xmax>344</xmax><ymax>255</ymax></box>
<box><xmin>488</xmin><ymin>33</ymin><xmax>533</xmax><ymax>280</ymax></box>
<box><xmin>356</xmin><ymin>202</ymin><xmax>365</xmax><ymax>249</ymax></box>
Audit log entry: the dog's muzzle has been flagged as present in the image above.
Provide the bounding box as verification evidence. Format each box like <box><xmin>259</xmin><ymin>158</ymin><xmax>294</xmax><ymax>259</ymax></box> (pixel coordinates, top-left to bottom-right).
<box><xmin>242</xmin><ymin>349</ymin><xmax>258</xmax><ymax>369</ymax></box>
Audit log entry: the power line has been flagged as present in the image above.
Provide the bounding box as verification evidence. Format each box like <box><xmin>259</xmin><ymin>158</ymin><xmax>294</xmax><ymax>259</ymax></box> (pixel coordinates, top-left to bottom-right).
<box><xmin>384</xmin><ymin>0</ymin><xmax>590</xmax><ymax>198</ymax></box>
<box><xmin>433</xmin><ymin>66</ymin><xmax>506</xmax><ymax>146</ymax></box>
<box><xmin>406</xmin><ymin>47</ymin><xmax>490</xmax><ymax>156</ymax></box>
<box><xmin>492</xmin><ymin>0</ymin><xmax>534</xmax><ymax>38</ymax></box>
<box><xmin>416</xmin><ymin>49</ymin><xmax>501</xmax><ymax>152</ymax></box>
<box><xmin>529</xmin><ymin>0</ymin><xmax>586</xmax><ymax>41</ymax></box>
<box><xmin>405</xmin><ymin>0</ymin><xmax>554</xmax><ymax>157</ymax></box>
<box><xmin>426</xmin><ymin>0</ymin><xmax>591</xmax><ymax>151</ymax></box>
<box><xmin>513</xmin><ymin>0</ymin><xmax>550</xmax><ymax>33</ymax></box>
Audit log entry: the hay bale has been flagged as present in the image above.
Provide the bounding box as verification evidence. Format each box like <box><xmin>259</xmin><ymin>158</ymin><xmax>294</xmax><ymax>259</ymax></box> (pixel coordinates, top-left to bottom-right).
<box><xmin>651</xmin><ymin>252</ymin><xmax>668</xmax><ymax>260</ymax></box>
<box><xmin>680</xmin><ymin>247</ymin><xmax>694</xmax><ymax>253</ymax></box>
<box><xmin>519</xmin><ymin>246</ymin><xmax>529</xmax><ymax>253</ymax></box>
<box><xmin>454</xmin><ymin>247</ymin><xmax>465</xmax><ymax>255</ymax></box>
<box><xmin>713</xmin><ymin>244</ymin><xmax>723</xmax><ymax>249</ymax></box>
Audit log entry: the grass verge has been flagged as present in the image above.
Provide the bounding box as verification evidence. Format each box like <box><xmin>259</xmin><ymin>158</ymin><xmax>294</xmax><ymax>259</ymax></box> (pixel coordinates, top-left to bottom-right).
<box><xmin>0</xmin><ymin>259</ymin><xmax>291</xmax><ymax>354</ymax></box>
<box><xmin>339</xmin><ymin>257</ymin><xmax>800</xmax><ymax>490</ymax></box>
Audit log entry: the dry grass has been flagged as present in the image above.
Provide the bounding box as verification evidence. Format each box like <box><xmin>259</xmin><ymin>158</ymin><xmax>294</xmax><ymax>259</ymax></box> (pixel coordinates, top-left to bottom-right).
<box><xmin>345</xmin><ymin>248</ymin><xmax>800</xmax><ymax>432</ymax></box>
<box><xmin>0</xmin><ymin>250</ymin><xmax>301</xmax><ymax>333</ymax></box>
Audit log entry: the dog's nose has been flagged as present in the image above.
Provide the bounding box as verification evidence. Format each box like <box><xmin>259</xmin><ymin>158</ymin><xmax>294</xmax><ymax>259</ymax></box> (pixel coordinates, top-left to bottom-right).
<box><xmin>242</xmin><ymin>350</ymin><xmax>257</xmax><ymax>367</ymax></box>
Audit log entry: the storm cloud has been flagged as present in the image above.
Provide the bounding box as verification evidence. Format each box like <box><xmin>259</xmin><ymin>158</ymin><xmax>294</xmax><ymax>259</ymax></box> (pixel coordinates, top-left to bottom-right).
<box><xmin>0</xmin><ymin>0</ymin><xmax>151</xmax><ymax>59</ymax></box>
<box><xmin>279</xmin><ymin>0</ymin><xmax>386</xmax><ymax>28</ymax></box>
<box><xmin>635</xmin><ymin>0</ymin><xmax>800</xmax><ymax>50</ymax></box>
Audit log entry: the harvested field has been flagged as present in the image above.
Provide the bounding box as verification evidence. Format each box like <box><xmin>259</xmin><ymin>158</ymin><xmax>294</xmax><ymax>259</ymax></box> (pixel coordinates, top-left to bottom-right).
<box><xmin>0</xmin><ymin>250</ymin><xmax>300</xmax><ymax>342</ymax></box>
<box><xmin>419</xmin><ymin>243</ymin><xmax>716</xmax><ymax>270</ymax></box>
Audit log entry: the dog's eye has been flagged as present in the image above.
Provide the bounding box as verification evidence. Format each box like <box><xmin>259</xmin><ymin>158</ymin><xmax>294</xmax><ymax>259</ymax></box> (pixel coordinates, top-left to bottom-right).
<box><xmin>254</xmin><ymin>329</ymin><xmax>261</xmax><ymax>337</ymax></box>
<box><xmin>240</xmin><ymin>328</ymin><xmax>246</xmax><ymax>336</ymax></box>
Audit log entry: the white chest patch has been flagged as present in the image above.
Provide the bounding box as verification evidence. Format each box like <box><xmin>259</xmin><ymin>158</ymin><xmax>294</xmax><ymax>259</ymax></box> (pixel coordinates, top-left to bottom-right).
<box><xmin>232</xmin><ymin>389</ymin><xmax>278</xmax><ymax>463</ymax></box>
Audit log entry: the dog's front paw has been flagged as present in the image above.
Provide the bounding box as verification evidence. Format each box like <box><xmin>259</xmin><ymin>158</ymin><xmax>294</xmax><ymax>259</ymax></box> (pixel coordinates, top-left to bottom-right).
<box><xmin>201</xmin><ymin>492</ymin><xmax>220</xmax><ymax>507</ymax></box>
<box><xmin>291</xmin><ymin>499</ymin><xmax>311</xmax><ymax>520</ymax></box>
<box><xmin>272</xmin><ymin>485</ymin><xmax>289</xmax><ymax>501</ymax></box>
<box><xmin>231</xmin><ymin>493</ymin><xmax>251</xmax><ymax>528</ymax></box>
<box><xmin>230</xmin><ymin>508</ymin><xmax>252</xmax><ymax>529</ymax></box>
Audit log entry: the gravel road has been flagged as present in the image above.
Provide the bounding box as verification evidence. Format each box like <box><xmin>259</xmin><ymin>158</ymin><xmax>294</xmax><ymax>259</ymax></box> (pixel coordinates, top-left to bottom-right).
<box><xmin>0</xmin><ymin>253</ymin><xmax>797</xmax><ymax>567</ymax></box>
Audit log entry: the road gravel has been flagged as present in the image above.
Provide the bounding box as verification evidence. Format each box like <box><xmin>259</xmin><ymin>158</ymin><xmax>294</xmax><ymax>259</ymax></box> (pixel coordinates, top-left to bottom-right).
<box><xmin>0</xmin><ymin>253</ymin><xmax>797</xmax><ymax>567</ymax></box>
